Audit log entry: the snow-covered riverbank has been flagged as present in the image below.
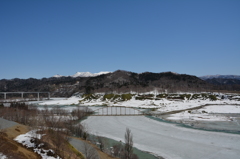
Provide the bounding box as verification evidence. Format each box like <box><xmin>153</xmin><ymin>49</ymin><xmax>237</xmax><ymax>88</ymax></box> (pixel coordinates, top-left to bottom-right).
<box><xmin>35</xmin><ymin>93</ymin><xmax>240</xmax><ymax>159</ymax></box>
<box><xmin>38</xmin><ymin>93</ymin><xmax>240</xmax><ymax>122</ymax></box>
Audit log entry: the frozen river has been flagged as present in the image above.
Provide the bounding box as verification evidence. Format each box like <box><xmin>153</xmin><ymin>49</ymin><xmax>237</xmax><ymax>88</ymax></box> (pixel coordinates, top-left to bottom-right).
<box><xmin>82</xmin><ymin>116</ymin><xmax>240</xmax><ymax>159</ymax></box>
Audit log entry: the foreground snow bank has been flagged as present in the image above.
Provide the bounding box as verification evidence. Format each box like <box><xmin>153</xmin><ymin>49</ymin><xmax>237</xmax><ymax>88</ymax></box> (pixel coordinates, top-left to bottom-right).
<box><xmin>14</xmin><ymin>130</ymin><xmax>61</xmax><ymax>159</ymax></box>
<box><xmin>0</xmin><ymin>153</ymin><xmax>7</xmax><ymax>159</ymax></box>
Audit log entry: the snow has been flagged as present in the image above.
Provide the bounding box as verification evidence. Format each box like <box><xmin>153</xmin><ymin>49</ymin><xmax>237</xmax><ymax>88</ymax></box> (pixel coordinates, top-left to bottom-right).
<box><xmin>14</xmin><ymin>130</ymin><xmax>61</xmax><ymax>159</ymax></box>
<box><xmin>39</xmin><ymin>97</ymin><xmax>80</xmax><ymax>105</ymax></box>
<box><xmin>53</xmin><ymin>74</ymin><xmax>63</xmax><ymax>78</ymax></box>
<box><xmin>0</xmin><ymin>153</ymin><xmax>7</xmax><ymax>159</ymax></box>
<box><xmin>167</xmin><ymin>111</ymin><xmax>230</xmax><ymax>121</ymax></box>
<box><xmin>39</xmin><ymin>95</ymin><xmax>240</xmax><ymax>111</ymax></box>
<box><xmin>232</xmin><ymin>96</ymin><xmax>240</xmax><ymax>99</ymax></box>
<box><xmin>53</xmin><ymin>71</ymin><xmax>111</xmax><ymax>78</ymax></box>
<box><xmin>199</xmin><ymin>105</ymin><xmax>240</xmax><ymax>114</ymax></box>
<box><xmin>82</xmin><ymin>116</ymin><xmax>240</xmax><ymax>159</ymax></box>
<box><xmin>38</xmin><ymin>94</ymin><xmax>240</xmax><ymax>122</ymax></box>
<box><xmin>167</xmin><ymin>105</ymin><xmax>240</xmax><ymax>121</ymax></box>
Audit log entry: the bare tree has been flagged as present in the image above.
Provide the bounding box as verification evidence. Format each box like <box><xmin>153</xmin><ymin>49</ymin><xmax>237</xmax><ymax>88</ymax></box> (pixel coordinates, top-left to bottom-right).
<box><xmin>124</xmin><ymin>128</ymin><xmax>133</xmax><ymax>159</ymax></box>
<box><xmin>112</xmin><ymin>142</ymin><xmax>124</xmax><ymax>158</ymax></box>
<box><xmin>82</xmin><ymin>142</ymin><xmax>99</xmax><ymax>159</ymax></box>
<box><xmin>97</xmin><ymin>136</ymin><xmax>105</xmax><ymax>152</ymax></box>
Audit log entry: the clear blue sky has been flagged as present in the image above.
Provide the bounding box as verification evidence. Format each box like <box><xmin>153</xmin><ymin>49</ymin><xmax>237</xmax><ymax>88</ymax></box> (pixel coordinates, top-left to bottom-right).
<box><xmin>1</xmin><ymin>0</ymin><xmax>240</xmax><ymax>79</ymax></box>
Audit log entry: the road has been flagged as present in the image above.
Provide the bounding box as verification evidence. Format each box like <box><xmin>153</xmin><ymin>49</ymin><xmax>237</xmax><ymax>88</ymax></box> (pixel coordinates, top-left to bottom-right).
<box><xmin>0</xmin><ymin>118</ymin><xmax>18</xmax><ymax>129</ymax></box>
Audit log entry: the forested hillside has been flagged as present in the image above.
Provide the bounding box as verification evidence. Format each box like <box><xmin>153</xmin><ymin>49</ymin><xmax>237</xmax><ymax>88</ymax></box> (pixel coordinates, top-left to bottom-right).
<box><xmin>0</xmin><ymin>70</ymin><xmax>239</xmax><ymax>97</ymax></box>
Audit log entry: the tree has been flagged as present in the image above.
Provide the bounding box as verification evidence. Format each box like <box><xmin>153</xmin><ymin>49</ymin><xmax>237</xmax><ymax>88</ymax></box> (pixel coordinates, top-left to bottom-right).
<box><xmin>82</xmin><ymin>142</ymin><xmax>99</xmax><ymax>159</ymax></box>
<box><xmin>124</xmin><ymin>128</ymin><xmax>133</xmax><ymax>159</ymax></box>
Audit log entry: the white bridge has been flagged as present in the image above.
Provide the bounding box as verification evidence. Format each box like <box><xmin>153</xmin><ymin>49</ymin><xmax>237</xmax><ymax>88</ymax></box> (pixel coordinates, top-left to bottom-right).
<box><xmin>93</xmin><ymin>106</ymin><xmax>144</xmax><ymax>116</ymax></box>
<box><xmin>0</xmin><ymin>92</ymin><xmax>50</xmax><ymax>102</ymax></box>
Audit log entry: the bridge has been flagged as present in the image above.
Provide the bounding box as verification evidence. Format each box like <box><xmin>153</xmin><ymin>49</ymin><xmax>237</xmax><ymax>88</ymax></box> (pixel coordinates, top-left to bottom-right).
<box><xmin>0</xmin><ymin>92</ymin><xmax>50</xmax><ymax>102</ymax></box>
<box><xmin>92</xmin><ymin>106</ymin><xmax>145</xmax><ymax>116</ymax></box>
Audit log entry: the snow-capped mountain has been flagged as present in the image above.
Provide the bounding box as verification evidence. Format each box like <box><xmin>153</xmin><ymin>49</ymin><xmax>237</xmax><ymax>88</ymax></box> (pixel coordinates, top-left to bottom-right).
<box><xmin>200</xmin><ymin>75</ymin><xmax>240</xmax><ymax>80</ymax></box>
<box><xmin>71</xmin><ymin>71</ymin><xmax>110</xmax><ymax>77</ymax></box>
<box><xmin>53</xmin><ymin>71</ymin><xmax>110</xmax><ymax>78</ymax></box>
<box><xmin>53</xmin><ymin>74</ymin><xmax>64</xmax><ymax>78</ymax></box>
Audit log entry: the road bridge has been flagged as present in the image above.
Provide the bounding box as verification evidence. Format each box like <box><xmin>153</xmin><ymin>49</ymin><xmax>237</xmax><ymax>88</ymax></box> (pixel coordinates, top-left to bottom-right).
<box><xmin>0</xmin><ymin>92</ymin><xmax>50</xmax><ymax>101</ymax></box>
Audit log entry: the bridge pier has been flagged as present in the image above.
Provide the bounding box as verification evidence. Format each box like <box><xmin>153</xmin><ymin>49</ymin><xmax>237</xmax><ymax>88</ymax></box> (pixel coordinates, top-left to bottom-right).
<box><xmin>4</xmin><ymin>93</ymin><xmax>6</xmax><ymax>99</ymax></box>
<box><xmin>21</xmin><ymin>92</ymin><xmax>24</xmax><ymax>99</ymax></box>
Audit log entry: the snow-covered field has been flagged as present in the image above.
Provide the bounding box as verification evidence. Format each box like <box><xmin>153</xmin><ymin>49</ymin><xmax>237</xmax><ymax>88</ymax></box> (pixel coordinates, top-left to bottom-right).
<box><xmin>167</xmin><ymin>105</ymin><xmax>240</xmax><ymax>121</ymax></box>
<box><xmin>199</xmin><ymin>105</ymin><xmax>240</xmax><ymax>113</ymax></box>
<box><xmin>38</xmin><ymin>97</ymin><xmax>79</xmax><ymax>105</ymax></box>
<box><xmin>39</xmin><ymin>94</ymin><xmax>240</xmax><ymax>108</ymax></box>
<box><xmin>38</xmin><ymin>94</ymin><xmax>240</xmax><ymax>122</ymax></box>
<box><xmin>83</xmin><ymin>116</ymin><xmax>240</xmax><ymax>159</ymax></box>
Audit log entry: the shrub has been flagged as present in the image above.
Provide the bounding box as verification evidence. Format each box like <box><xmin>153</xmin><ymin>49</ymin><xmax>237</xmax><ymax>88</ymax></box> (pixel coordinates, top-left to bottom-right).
<box><xmin>180</xmin><ymin>94</ymin><xmax>191</xmax><ymax>100</ymax></box>
<box><xmin>209</xmin><ymin>95</ymin><xmax>217</xmax><ymax>101</ymax></box>
<box><xmin>121</xmin><ymin>94</ymin><xmax>132</xmax><ymax>101</ymax></box>
<box><xmin>201</xmin><ymin>93</ymin><xmax>208</xmax><ymax>99</ymax></box>
<box><xmin>113</xmin><ymin>95</ymin><xmax>121</xmax><ymax>101</ymax></box>
<box><xmin>192</xmin><ymin>94</ymin><xmax>200</xmax><ymax>99</ymax></box>
<box><xmin>135</xmin><ymin>96</ymin><xmax>144</xmax><ymax>100</ymax></box>
<box><xmin>157</xmin><ymin>94</ymin><xmax>168</xmax><ymax>98</ymax></box>
<box><xmin>103</xmin><ymin>94</ymin><xmax>115</xmax><ymax>100</ymax></box>
<box><xmin>82</xmin><ymin>94</ymin><xmax>98</xmax><ymax>101</ymax></box>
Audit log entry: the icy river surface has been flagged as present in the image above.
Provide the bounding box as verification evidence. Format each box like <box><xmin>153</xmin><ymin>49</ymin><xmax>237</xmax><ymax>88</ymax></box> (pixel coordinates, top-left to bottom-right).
<box><xmin>82</xmin><ymin>115</ymin><xmax>240</xmax><ymax>159</ymax></box>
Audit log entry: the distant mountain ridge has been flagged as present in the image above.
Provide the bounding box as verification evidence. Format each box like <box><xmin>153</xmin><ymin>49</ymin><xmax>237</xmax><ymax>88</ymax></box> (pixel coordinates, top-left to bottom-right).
<box><xmin>200</xmin><ymin>75</ymin><xmax>240</xmax><ymax>80</ymax></box>
<box><xmin>1</xmin><ymin>70</ymin><xmax>239</xmax><ymax>97</ymax></box>
<box><xmin>200</xmin><ymin>75</ymin><xmax>240</xmax><ymax>86</ymax></box>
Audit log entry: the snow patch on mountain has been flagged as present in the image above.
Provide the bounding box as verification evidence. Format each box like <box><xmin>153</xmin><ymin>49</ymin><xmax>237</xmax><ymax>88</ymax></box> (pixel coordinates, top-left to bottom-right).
<box><xmin>53</xmin><ymin>71</ymin><xmax>110</xmax><ymax>78</ymax></box>
<box><xmin>53</xmin><ymin>74</ymin><xmax>64</xmax><ymax>78</ymax></box>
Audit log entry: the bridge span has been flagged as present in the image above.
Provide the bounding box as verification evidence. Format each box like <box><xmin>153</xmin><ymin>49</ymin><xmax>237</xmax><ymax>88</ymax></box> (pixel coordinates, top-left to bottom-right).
<box><xmin>92</xmin><ymin>106</ymin><xmax>145</xmax><ymax>116</ymax></box>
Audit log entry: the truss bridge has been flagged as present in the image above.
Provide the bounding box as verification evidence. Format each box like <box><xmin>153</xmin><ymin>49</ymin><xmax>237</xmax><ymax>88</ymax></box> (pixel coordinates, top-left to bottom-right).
<box><xmin>92</xmin><ymin>106</ymin><xmax>145</xmax><ymax>116</ymax></box>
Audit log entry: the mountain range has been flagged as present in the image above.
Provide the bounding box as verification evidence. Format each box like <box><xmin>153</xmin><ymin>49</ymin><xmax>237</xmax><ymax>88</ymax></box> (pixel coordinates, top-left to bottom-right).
<box><xmin>0</xmin><ymin>70</ymin><xmax>239</xmax><ymax>97</ymax></box>
<box><xmin>200</xmin><ymin>75</ymin><xmax>240</xmax><ymax>80</ymax></box>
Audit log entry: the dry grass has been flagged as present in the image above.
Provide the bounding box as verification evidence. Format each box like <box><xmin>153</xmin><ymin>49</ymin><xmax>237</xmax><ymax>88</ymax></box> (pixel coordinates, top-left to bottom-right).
<box><xmin>0</xmin><ymin>124</ymin><xmax>41</xmax><ymax>159</ymax></box>
<box><xmin>1</xmin><ymin>122</ymin><xmax>119</xmax><ymax>159</ymax></box>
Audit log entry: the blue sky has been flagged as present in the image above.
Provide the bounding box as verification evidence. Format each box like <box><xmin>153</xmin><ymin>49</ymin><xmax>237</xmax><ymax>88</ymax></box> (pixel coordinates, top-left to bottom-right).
<box><xmin>1</xmin><ymin>0</ymin><xmax>240</xmax><ymax>79</ymax></box>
